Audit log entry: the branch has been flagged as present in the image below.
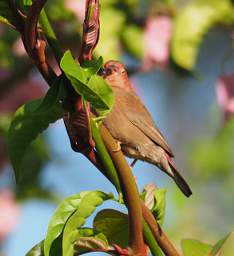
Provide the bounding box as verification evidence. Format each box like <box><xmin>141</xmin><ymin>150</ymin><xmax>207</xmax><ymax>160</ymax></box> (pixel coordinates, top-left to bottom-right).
<box><xmin>100</xmin><ymin>125</ymin><xmax>146</xmax><ymax>255</ymax></box>
<box><xmin>24</xmin><ymin>0</ymin><xmax>56</xmax><ymax>85</ymax></box>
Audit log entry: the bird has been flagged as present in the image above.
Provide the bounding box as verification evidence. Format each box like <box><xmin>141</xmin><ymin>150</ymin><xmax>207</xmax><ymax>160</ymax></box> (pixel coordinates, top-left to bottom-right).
<box><xmin>100</xmin><ymin>60</ymin><xmax>192</xmax><ymax>197</ymax></box>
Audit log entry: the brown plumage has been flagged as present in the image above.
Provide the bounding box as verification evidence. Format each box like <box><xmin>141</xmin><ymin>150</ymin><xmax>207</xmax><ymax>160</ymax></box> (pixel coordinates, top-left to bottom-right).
<box><xmin>101</xmin><ymin>61</ymin><xmax>192</xmax><ymax>197</ymax></box>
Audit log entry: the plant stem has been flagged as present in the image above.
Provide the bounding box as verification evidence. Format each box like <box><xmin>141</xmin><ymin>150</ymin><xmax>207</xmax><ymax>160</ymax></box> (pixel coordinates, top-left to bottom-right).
<box><xmin>39</xmin><ymin>9</ymin><xmax>63</xmax><ymax>62</ymax></box>
<box><xmin>100</xmin><ymin>125</ymin><xmax>146</xmax><ymax>255</ymax></box>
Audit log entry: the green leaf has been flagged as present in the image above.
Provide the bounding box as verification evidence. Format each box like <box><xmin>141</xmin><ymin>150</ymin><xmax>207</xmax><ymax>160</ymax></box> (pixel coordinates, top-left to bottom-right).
<box><xmin>44</xmin><ymin>191</ymin><xmax>113</xmax><ymax>256</ymax></box>
<box><xmin>26</xmin><ymin>241</ymin><xmax>44</xmax><ymax>256</ymax></box>
<box><xmin>81</xmin><ymin>57</ymin><xmax>104</xmax><ymax>77</ymax></box>
<box><xmin>121</xmin><ymin>25</ymin><xmax>144</xmax><ymax>59</ymax></box>
<box><xmin>93</xmin><ymin>209</ymin><xmax>129</xmax><ymax>248</ymax></box>
<box><xmin>171</xmin><ymin>0</ymin><xmax>234</xmax><ymax>70</ymax></box>
<box><xmin>152</xmin><ymin>188</ymin><xmax>167</xmax><ymax>225</ymax></box>
<box><xmin>74</xmin><ymin>228</ymin><xmax>110</xmax><ymax>254</ymax></box>
<box><xmin>62</xmin><ymin>192</ymin><xmax>113</xmax><ymax>256</ymax></box>
<box><xmin>60</xmin><ymin>50</ymin><xmax>114</xmax><ymax>113</ymax></box>
<box><xmin>181</xmin><ymin>239</ymin><xmax>212</xmax><ymax>256</ymax></box>
<box><xmin>7</xmin><ymin>76</ymin><xmax>66</xmax><ymax>181</ymax></box>
<box><xmin>211</xmin><ymin>232</ymin><xmax>234</xmax><ymax>256</ymax></box>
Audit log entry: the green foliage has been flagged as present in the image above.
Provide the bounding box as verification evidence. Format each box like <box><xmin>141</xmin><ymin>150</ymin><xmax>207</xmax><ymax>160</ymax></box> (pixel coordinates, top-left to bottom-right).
<box><xmin>44</xmin><ymin>191</ymin><xmax>113</xmax><ymax>256</ymax></box>
<box><xmin>93</xmin><ymin>209</ymin><xmax>129</xmax><ymax>248</ymax></box>
<box><xmin>171</xmin><ymin>0</ymin><xmax>234</xmax><ymax>70</ymax></box>
<box><xmin>121</xmin><ymin>25</ymin><xmax>144</xmax><ymax>59</ymax></box>
<box><xmin>26</xmin><ymin>241</ymin><xmax>44</xmax><ymax>256</ymax></box>
<box><xmin>74</xmin><ymin>228</ymin><xmax>109</xmax><ymax>254</ymax></box>
<box><xmin>210</xmin><ymin>232</ymin><xmax>234</xmax><ymax>256</ymax></box>
<box><xmin>190</xmin><ymin>118</ymin><xmax>234</xmax><ymax>180</ymax></box>
<box><xmin>182</xmin><ymin>232</ymin><xmax>234</xmax><ymax>256</ymax></box>
<box><xmin>181</xmin><ymin>239</ymin><xmax>213</xmax><ymax>256</ymax></box>
<box><xmin>151</xmin><ymin>188</ymin><xmax>167</xmax><ymax>225</ymax></box>
<box><xmin>7</xmin><ymin>77</ymin><xmax>66</xmax><ymax>181</ymax></box>
<box><xmin>0</xmin><ymin>1</ymin><xmax>17</xmax><ymax>26</ymax></box>
<box><xmin>142</xmin><ymin>185</ymin><xmax>167</xmax><ymax>225</ymax></box>
<box><xmin>94</xmin><ymin>7</ymin><xmax>125</xmax><ymax>60</ymax></box>
<box><xmin>60</xmin><ymin>50</ymin><xmax>114</xmax><ymax>115</ymax></box>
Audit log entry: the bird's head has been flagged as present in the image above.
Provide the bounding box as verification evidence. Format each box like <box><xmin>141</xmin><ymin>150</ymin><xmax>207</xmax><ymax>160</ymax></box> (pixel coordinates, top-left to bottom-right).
<box><xmin>101</xmin><ymin>61</ymin><xmax>126</xmax><ymax>78</ymax></box>
<box><xmin>101</xmin><ymin>61</ymin><xmax>132</xmax><ymax>91</ymax></box>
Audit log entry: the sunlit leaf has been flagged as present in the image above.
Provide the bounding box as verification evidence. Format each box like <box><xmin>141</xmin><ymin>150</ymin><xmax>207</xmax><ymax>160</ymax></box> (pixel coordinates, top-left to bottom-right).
<box><xmin>26</xmin><ymin>240</ymin><xmax>44</xmax><ymax>256</ymax></box>
<box><xmin>93</xmin><ymin>209</ymin><xmax>129</xmax><ymax>248</ymax></box>
<box><xmin>7</xmin><ymin>76</ymin><xmax>66</xmax><ymax>181</ymax></box>
<box><xmin>152</xmin><ymin>188</ymin><xmax>167</xmax><ymax>225</ymax></box>
<box><xmin>60</xmin><ymin>50</ymin><xmax>114</xmax><ymax>113</ymax></box>
<box><xmin>181</xmin><ymin>239</ymin><xmax>212</xmax><ymax>256</ymax></box>
<box><xmin>44</xmin><ymin>191</ymin><xmax>113</xmax><ymax>256</ymax></box>
<box><xmin>171</xmin><ymin>0</ymin><xmax>234</xmax><ymax>70</ymax></box>
<box><xmin>62</xmin><ymin>191</ymin><xmax>113</xmax><ymax>256</ymax></box>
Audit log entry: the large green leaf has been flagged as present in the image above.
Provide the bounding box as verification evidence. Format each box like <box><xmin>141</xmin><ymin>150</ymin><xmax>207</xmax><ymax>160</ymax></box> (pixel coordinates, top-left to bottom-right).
<box><xmin>62</xmin><ymin>191</ymin><xmax>113</xmax><ymax>256</ymax></box>
<box><xmin>60</xmin><ymin>50</ymin><xmax>114</xmax><ymax>113</ymax></box>
<box><xmin>44</xmin><ymin>191</ymin><xmax>113</xmax><ymax>256</ymax></box>
<box><xmin>171</xmin><ymin>0</ymin><xmax>234</xmax><ymax>70</ymax></box>
<box><xmin>181</xmin><ymin>239</ymin><xmax>212</xmax><ymax>256</ymax></box>
<box><xmin>26</xmin><ymin>241</ymin><xmax>44</xmax><ymax>256</ymax></box>
<box><xmin>7</xmin><ymin>76</ymin><xmax>66</xmax><ymax>181</ymax></box>
<box><xmin>93</xmin><ymin>209</ymin><xmax>129</xmax><ymax>248</ymax></box>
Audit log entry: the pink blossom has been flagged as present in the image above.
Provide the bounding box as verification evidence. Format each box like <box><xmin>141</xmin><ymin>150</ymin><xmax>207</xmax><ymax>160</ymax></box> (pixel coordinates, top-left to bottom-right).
<box><xmin>0</xmin><ymin>79</ymin><xmax>46</xmax><ymax>113</ymax></box>
<box><xmin>0</xmin><ymin>190</ymin><xmax>20</xmax><ymax>241</ymax></box>
<box><xmin>216</xmin><ymin>74</ymin><xmax>234</xmax><ymax>120</ymax></box>
<box><xmin>12</xmin><ymin>38</ymin><xmax>26</xmax><ymax>57</ymax></box>
<box><xmin>65</xmin><ymin>0</ymin><xmax>85</xmax><ymax>21</ymax></box>
<box><xmin>142</xmin><ymin>16</ymin><xmax>172</xmax><ymax>70</ymax></box>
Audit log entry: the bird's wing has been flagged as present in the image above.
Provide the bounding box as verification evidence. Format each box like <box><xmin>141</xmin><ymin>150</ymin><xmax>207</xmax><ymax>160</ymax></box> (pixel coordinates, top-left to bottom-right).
<box><xmin>113</xmin><ymin>86</ymin><xmax>174</xmax><ymax>157</ymax></box>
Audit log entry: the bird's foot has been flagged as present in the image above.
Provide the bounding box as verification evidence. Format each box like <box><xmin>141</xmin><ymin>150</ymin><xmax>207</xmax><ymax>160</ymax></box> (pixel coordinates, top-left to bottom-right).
<box><xmin>130</xmin><ymin>159</ymin><xmax>138</xmax><ymax>167</ymax></box>
<box><xmin>112</xmin><ymin>141</ymin><xmax>121</xmax><ymax>152</ymax></box>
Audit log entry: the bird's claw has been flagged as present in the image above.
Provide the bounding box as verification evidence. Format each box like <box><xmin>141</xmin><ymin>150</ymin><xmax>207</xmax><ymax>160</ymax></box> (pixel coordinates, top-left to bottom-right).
<box><xmin>112</xmin><ymin>141</ymin><xmax>121</xmax><ymax>152</ymax></box>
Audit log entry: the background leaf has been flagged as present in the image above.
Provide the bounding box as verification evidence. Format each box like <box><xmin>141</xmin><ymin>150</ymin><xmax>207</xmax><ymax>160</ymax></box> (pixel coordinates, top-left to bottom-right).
<box><xmin>211</xmin><ymin>232</ymin><xmax>234</xmax><ymax>256</ymax></box>
<box><xmin>171</xmin><ymin>0</ymin><xmax>234</xmax><ymax>70</ymax></box>
<box><xmin>93</xmin><ymin>209</ymin><xmax>129</xmax><ymax>248</ymax></box>
<box><xmin>181</xmin><ymin>239</ymin><xmax>212</xmax><ymax>256</ymax></box>
<box><xmin>7</xmin><ymin>77</ymin><xmax>66</xmax><ymax>181</ymax></box>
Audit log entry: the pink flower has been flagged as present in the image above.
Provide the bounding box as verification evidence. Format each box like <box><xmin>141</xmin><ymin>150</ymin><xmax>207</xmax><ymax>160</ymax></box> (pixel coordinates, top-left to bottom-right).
<box><xmin>216</xmin><ymin>74</ymin><xmax>234</xmax><ymax>120</ymax></box>
<box><xmin>12</xmin><ymin>38</ymin><xmax>26</xmax><ymax>57</ymax></box>
<box><xmin>0</xmin><ymin>190</ymin><xmax>20</xmax><ymax>241</ymax></box>
<box><xmin>142</xmin><ymin>16</ymin><xmax>172</xmax><ymax>70</ymax></box>
<box><xmin>65</xmin><ymin>0</ymin><xmax>85</xmax><ymax>21</ymax></box>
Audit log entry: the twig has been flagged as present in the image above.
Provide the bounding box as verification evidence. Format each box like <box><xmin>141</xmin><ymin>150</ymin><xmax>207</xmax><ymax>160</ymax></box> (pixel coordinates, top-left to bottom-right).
<box><xmin>24</xmin><ymin>0</ymin><xmax>56</xmax><ymax>85</ymax></box>
<box><xmin>100</xmin><ymin>125</ymin><xmax>147</xmax><ymax>255</ymax></box>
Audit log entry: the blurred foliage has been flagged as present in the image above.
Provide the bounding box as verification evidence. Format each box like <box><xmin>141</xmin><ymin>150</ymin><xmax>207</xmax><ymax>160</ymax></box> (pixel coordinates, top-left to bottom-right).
<box><xmin>190</xmin><ymin>118</ymin><xmax>234</xmax><ymax>180</ymax></box>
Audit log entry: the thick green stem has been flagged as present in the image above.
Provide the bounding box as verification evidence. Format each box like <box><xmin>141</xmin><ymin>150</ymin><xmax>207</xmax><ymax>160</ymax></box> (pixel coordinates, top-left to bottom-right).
<box><xmin>143</xmin><ymin>220</ymin><xmax>163</xmax><ymax>256</ymax></box>
<box><xmin>39</xmin><ymin>9</ymin><xmax>63</xmax><ymax>62</ymax></box>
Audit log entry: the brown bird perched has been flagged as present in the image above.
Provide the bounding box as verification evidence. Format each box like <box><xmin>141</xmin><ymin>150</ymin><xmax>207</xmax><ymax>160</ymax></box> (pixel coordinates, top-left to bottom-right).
<box><xmin>101</xmin><ymin>61</ymin><xmax>192</xmax><ymax>197</ymax></box>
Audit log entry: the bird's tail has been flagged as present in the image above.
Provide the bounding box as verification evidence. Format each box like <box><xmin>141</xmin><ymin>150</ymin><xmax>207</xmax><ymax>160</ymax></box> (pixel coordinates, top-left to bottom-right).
<box><xmin>166</xmin><ymin>156</ymin><xmax>192</xmax><ymax>197</ymax></box>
